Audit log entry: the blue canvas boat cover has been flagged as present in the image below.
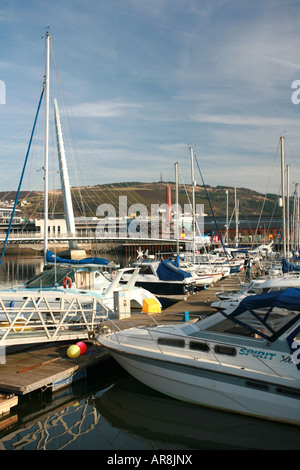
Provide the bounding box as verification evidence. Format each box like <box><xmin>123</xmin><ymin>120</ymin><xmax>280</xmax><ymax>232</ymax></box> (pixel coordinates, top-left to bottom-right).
<box><xmin>157</xmin><ymin>260</ymin><xmax>192</xmax><ymax>281</ymax></box>
<box><xmin>230</xmin><ymin>287</ymin><xmax>300</xmax><ymax>318</ymax></box>
<box><xmin>282</xmin><ymin>259</ymin><xmax>300</xmax><ymax>273</ymax></box>
<box><xmin>228</xmin><ymin>287</ymin><xmax>300</xmax><ymax>351</ymax></box>
<box><xmin>46</xmin><ymin>249</ymin><xmax>110</xmax><ymax>266</ymax></box>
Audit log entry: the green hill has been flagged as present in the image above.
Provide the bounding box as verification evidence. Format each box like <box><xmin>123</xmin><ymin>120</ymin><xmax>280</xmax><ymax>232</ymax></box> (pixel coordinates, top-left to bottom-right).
<box><xmin>0</xmin><ymin>182</ymin><xmax>281</xmax><ymax>220</ymax></box>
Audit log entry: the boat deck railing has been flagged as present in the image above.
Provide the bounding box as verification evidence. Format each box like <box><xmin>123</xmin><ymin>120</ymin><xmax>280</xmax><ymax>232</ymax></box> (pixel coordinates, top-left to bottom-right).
<box><xmin>97</xmin><ymin>312</ymin><xmax>201</xmax><ymax>354</ymax></box>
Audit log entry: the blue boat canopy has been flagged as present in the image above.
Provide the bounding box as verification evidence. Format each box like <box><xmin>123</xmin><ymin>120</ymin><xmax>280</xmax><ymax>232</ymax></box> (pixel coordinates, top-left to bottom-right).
<box><xmin>46</xmin><ymin>249</ymin><xmax>111</xmax><ymax>266</ymax></box>
<box><xmin>157</xmin><ymin>260</ymin><xmax>192</xmax><ymax>281</ymax></box>
<box><xmin>230</xmin><ymin>287</ymin><xmax>300</xmax><ymax>317</ymax></box>
<box><xmin>228</xmin><ymin>287</ymin><xmax>300</xmax><ymax>368</ymax></box>
<box><xmin>225</xmin><ymin>288</ymin><xmax>300</xmax><ymax>345</ymax></box>
<box><xmin>282</xmin><ymin>259</ymin><xmax>300</xmax><ymax>273</ymax></box>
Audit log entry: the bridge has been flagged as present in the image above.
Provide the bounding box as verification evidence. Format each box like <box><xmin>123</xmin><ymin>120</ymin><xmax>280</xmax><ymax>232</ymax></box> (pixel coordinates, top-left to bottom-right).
<box><xmin>0</xmin><ymin>232</ymin><xmax>201</xmax><ymax>258</ymax></box>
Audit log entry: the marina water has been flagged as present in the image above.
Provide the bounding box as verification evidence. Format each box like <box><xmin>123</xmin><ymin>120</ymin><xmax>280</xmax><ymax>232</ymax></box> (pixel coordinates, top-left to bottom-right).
<box><xmin>0</xmin><ymin>255</ymin><xmax>300</xmax><ymax>451</ymax></box>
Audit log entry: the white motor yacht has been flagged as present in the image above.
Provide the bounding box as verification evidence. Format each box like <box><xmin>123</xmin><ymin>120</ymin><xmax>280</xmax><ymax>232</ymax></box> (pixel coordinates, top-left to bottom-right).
<box><xmin>119</xmin><ymin>260</ymin><xmax>196</xmax><ymax>298</ymax></box>
<box><xmin>214</xmin><ymin>279</ymin><xmax>265</xmax><ymax>301</ymax></box>
<box><xmin>98</xmin><ymin>287</ymin><xmax>300</xmax><ymax>426</ymax></box>
<box><xmin>212</xmin><ymin>276</ymin><xmax>300</xmax><ymax>314</ymax></box>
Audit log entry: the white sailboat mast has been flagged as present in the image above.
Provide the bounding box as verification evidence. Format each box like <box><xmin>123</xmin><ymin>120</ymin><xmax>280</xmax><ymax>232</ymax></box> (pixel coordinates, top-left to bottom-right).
<box><xmin>287</xmin><ymin>164</ymin><xmax>290</xmax><ymax>255</ymax></box>
<box><xmin>43</xmin><ymin>31</ymin><xmax>50</xmax><ymax>265</ymax></box>
<box><xmin>175</xmin><ymin>162</ymin><xmax>179</xmax><ymax>255</ymax></box>
<box><xmin>225</xmin><ymin>190</ymin><xmax>229</xmax><ymax>245</ymax></box>
<box><xmin>190</xmin><ymin>146</ymin><xmax>196</xmax><ymax>263</ymax></box>
<box><xmin>234</xmin><ymin>187</ymin><xmax>239</xmax><ymax>247</ymax></box>
<box><xmin>281</xmin><ymin>136</ymin><xmax>286</xmax><ymax>259</ymax></box>
<box><xmin>54</xmin><ymin>98</ymin><xmax>77</xmax><ymax>249</ymax></box>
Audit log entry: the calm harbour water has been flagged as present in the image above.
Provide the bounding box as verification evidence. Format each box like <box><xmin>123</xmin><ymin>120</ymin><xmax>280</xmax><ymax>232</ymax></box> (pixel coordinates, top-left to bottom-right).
<box><xmin>0</xmin><ymin>255</ymin><xmax>300</xmax><ymax>451</ymax></box>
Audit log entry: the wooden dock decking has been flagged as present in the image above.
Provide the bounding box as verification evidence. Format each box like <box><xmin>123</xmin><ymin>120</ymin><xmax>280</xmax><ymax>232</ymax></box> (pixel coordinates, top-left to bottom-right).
<box><xmin>0</xmin><ymin>343</ymin><xmax>110</xmax><ymax>395</ymax></box>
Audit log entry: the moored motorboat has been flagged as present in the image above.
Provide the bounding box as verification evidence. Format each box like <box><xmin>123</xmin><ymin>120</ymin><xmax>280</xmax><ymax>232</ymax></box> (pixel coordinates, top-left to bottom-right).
<box><xmin>212</xmin><ymin>275</ymin><xmax>300</xmax><ymax>314</ymax></box>
<box><xmin>97</xmin><ymin>287</ymin><xmax>300</xmax><ymax>426</ymax></box>
<box><xmin>4</xmin><ymin>264</ymin><xmax>161</xmax><ymax>313</ymax></box>
<box><xmin>119</xmin><ymin>259</ymin><xmax>196</xmax><ymax>298</ymax></box>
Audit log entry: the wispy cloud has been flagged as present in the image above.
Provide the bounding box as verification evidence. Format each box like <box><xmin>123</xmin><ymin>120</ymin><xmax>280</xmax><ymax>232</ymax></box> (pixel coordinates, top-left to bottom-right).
<box><xmin>192</xmin><ymin>113</ymin><xmax>298</xmax><ymax>129</ymax></box>
<box><xmin>67</xmin><ymin>99</ymin><xmax>142</xmax><ymax>118</ymax></box>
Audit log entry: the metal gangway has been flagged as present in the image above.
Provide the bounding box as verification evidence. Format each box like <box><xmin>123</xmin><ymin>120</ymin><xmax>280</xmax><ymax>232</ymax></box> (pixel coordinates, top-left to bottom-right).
<box><xmin>0</xmin><ymin>290</ymin><xmax>110</xmax><ymax>346</ymax></box>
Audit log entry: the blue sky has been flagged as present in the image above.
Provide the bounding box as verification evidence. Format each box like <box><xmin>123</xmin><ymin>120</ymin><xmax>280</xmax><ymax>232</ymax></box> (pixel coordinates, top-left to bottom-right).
<box><xmin>1</xmin><ymin>0</ymin><xmax>300</xmax><ymax>196</ymax></box>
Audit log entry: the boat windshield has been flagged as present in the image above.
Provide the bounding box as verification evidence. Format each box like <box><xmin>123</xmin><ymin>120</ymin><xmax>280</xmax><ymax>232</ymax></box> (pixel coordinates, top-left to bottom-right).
<box><xmin>238</xmin><ymin>281</ymin><xmax>262</xmax><ymax>295</ymax></box>
<box><xmin>26</xmin><ymin>267</ymin><xmax>76</xmax><ymax>288</ymax></box>
<box><xmin>209</xmin><ymin>288</ymin><xmax>300</xmax><ymax>341</ymax></box>
<box><xmin>207</xmin><ymin>307</ymin><xmax>299</xmax><ymax>340</ymax></box>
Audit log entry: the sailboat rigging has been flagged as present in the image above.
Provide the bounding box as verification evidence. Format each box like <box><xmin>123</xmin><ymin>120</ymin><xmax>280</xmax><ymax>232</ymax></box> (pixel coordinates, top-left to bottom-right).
<box><xmin>0</xmin><ymin>31</ymin><xmax>51</xmax><ymax>267</ymax></box>
<box><xmin>0</xmin><ymin>32</ymin><xmax>89</xmax><ymax>265</ymax></box>
<box><xmin>0</xmin><ymin>86</ymin><xmax>45</xmax><ymax>268</ymax></box>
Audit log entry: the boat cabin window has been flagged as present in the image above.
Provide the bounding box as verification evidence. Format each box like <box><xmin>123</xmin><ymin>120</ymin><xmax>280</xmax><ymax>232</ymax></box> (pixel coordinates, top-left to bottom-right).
<box><xmin>189</xmin><ymin>341</ymin><xmax>210</xmax><ymax>352</ymax></box>
<box><xmin>157</xmin><ymin>338</ymin><xmax>185</xmax><ymax>348</ymax></box>
<box><xmin>214</xmin><ymin>345</ymin><xmax>236</xmax><ymax>356</ymax></box>
<box><xmin>139</xmin><ymin>266</ymin><xmax>154</xmax><ymax>275</ymax></box>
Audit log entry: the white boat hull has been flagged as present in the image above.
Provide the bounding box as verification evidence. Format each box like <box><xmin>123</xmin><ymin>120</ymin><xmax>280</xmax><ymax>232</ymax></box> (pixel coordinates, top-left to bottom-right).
<box><xmin>98</xmin><ymin>286</ymin><xmax>300</xmax><ymax>426</ymax></box>
<box><xmin>103</xmin><ymin>345</ymin><xmax>300</xmax><ymax>426</ymax></box>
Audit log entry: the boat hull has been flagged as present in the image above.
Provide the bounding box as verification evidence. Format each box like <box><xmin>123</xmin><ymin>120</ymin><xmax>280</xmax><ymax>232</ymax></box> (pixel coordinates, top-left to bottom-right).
<box><xmin>122</xmin><ymin>279</ymin><xmax>193</xmax><ymax>296</ymax></box>
<box><xmin>107</xmin><ymin>348</ymin><xmax>300</xmax><ymax>426</ymax></box>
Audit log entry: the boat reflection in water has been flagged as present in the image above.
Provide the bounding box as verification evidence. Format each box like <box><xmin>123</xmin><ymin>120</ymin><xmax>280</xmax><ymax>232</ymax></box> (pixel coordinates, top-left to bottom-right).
<box><xmin>0</xmin><ymin>361</ymin><xmax>127</xmax><ymax>451</ymax></box>
<box><xmin>0</xmin><ymin>256</ymin><xmax>44</xmax><ymax>288</ymax></box>
<box><xmin>96</xmin><ymin>375</ymin><xmax>300</xmax><ymax>450</ymax></box>
<box><xmin>0</xmin><ymin>360</ymin><xmax>299</xmax><ymax>450</ymax></box>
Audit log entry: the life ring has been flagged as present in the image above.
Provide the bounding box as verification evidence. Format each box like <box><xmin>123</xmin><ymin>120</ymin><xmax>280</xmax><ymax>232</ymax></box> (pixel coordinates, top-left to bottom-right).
<box><xmin>62</xmin><ymin>276</ymin><xmax>72</xmax><ymax>289</ymax></box>
<box><xmin>111</xmin><ymin>270</ymin><xmax>118</xmax><ymax>280</ymax></box>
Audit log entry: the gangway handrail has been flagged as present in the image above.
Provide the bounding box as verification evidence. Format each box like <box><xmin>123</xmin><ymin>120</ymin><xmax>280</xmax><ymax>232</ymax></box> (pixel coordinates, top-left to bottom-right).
<box><xmin>0</xmin><ymin>291</ymin><xmax>110</xmax><ymax>345</ymax></box>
